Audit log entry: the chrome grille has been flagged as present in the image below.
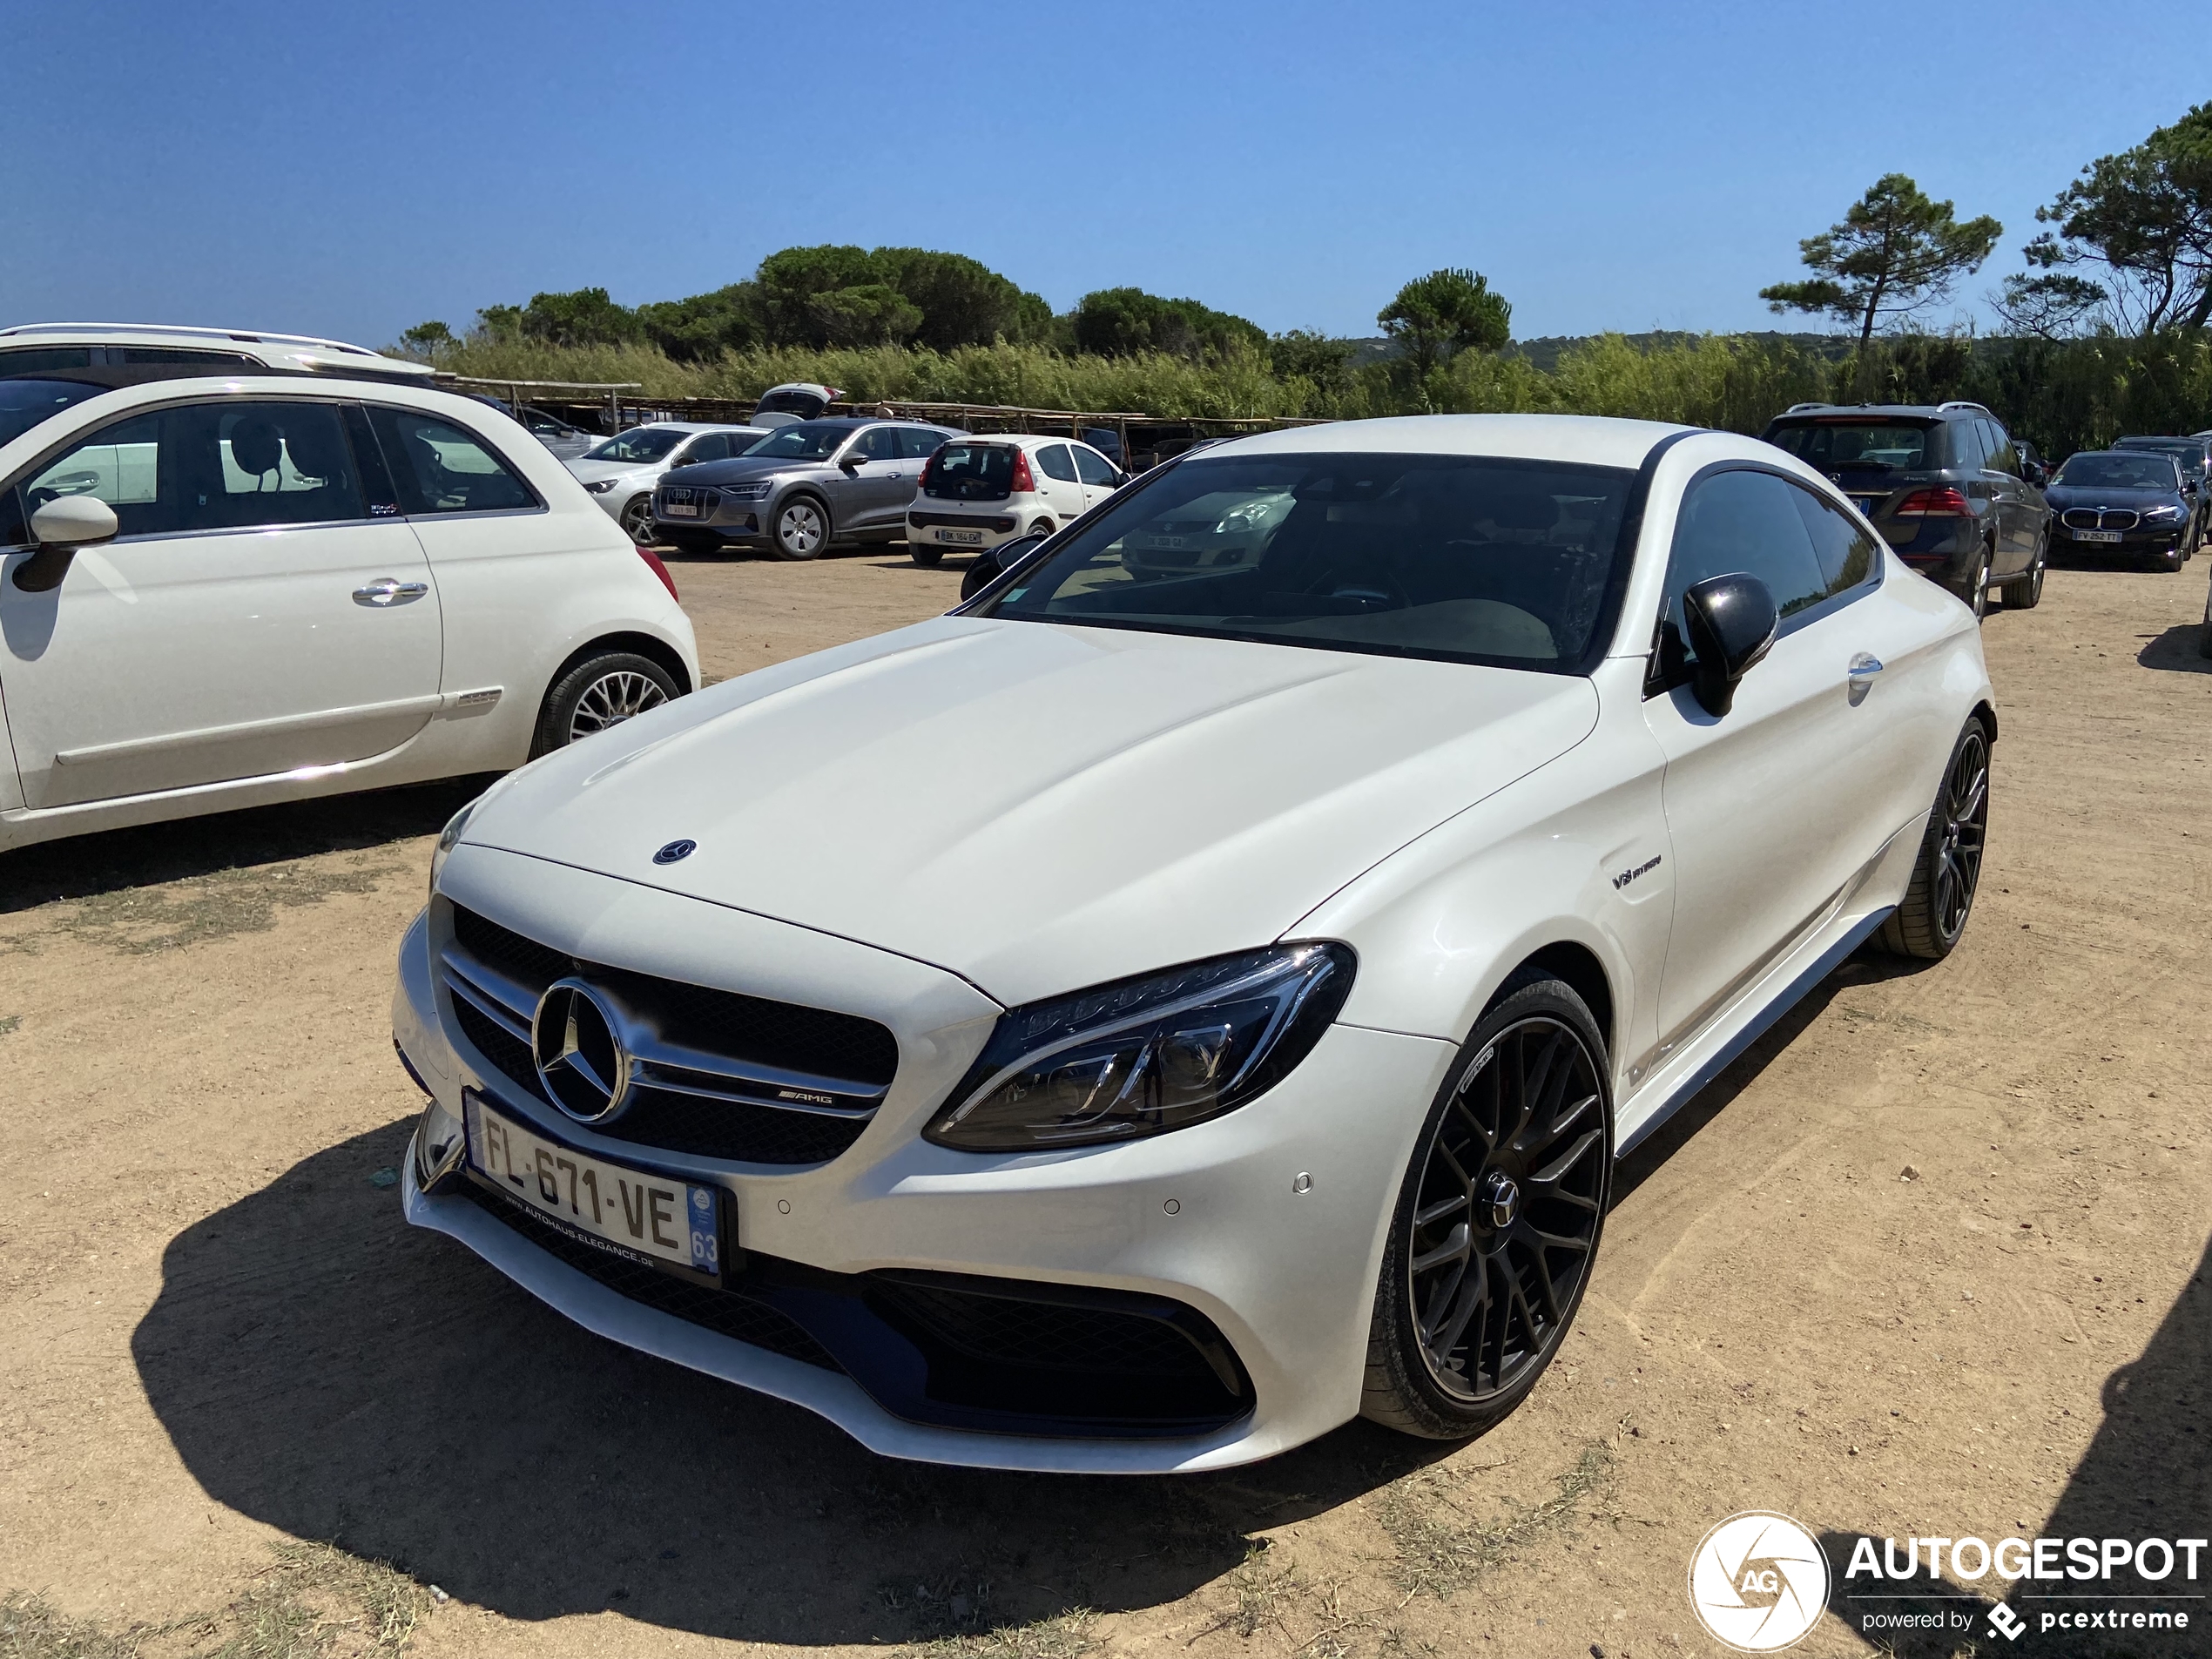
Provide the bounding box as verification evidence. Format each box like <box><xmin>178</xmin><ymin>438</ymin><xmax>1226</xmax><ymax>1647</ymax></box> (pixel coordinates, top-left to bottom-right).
<box><xmin>441</xmin><ymin>904</ymin><xmax>896</xmax><ymax>1165</ymax></box>
<box><xmin>2063</xmin><ymin>507</ymin><xmax>2140</xmax><ymax>531</ymax></box>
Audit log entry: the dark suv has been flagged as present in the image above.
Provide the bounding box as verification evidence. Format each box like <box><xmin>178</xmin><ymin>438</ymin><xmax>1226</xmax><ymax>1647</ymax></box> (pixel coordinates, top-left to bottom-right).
<box><xmin>1761</xmin><ymin>401</ymin><xmax>2051</xmax><ymax>616</ymax></box>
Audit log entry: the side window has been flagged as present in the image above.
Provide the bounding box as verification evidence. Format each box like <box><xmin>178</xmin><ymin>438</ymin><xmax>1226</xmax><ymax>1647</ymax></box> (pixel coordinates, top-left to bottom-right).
<box><xmin>853</xmin><ymin>426</ymin><xmax>902</xmax><ymax>462</ymax></box>
<box><xmin>1037</xmin><ymin>443</ymin><xmax>1079</xmax><ymax>483</ymax></box>
<box><xmin>114</xmin><ymin>346</ymin><xmax>261</xmax><ymax>369</ymax></box>
<box><xmin>21</xmin><ymin>413</ymin><xmax>168</xmax><ymax>537</ymax></box>
<box><xmin>1983</xmin><ymin>421</ymin><xmax>2020</xmax><ymax>476</ymax></box>
<box><xmin>1661</xmin><ymin>469</ymin><xmax>1829</xmax><ymax>661</ymax></box>
<box><xmin>198</xmin><ymin>402</ymin><xmax>368</xmax><ymax>529</ymax></box>
<box><xmin>1947</xmin><ymin>421</ymin><xmax>1987</xmax><ymax>471</ymax></box>
<box><xmin>681</xmin><ymin>434</ymin><xmax>730</xmax><ymax>465</ymax></box>
<box><xmin>1787</xmin><ymin>482</ymin><xmax>1880</xmax><ymax>599</ymax></box>
<box><xmin>1073</xmin><ymin>445</ymin><xmax>1119</xmax><ymax>486</ymax></box>
<box><xmin>900</xmin><ymin>427</ymin><xmax>947</xmax><ymax>461</ymax></box>
<box><xmin>367</xmin><ymin>407</ymin><xmax>536</xmax><ymax>515</ymax></box>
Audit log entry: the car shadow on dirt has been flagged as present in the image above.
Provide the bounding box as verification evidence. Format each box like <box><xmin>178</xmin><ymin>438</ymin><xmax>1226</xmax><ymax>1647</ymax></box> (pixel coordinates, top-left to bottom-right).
<box><xmin>0</xmin><ymin>778</ymin><xmax>488</xmax><ymax>918</ymax></box>
<box><xmin>2136</xmin><ymin>624</ymin><xmax>2212</xmax><ymax>675</ymax></box>
<box><xmin>131</xmin><ymin>1117</ymin><xmax>1455</xmax><ymax>1644</ymax></box>
<box><xmin>1813</xmin><ymin>1231</ymin><xmax>2209</xmax><ymax>1656</ymax></box>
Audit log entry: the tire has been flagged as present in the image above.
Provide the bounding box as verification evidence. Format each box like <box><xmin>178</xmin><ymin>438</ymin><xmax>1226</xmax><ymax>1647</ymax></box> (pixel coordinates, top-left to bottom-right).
<box><xmin>2000</xmin><ymin>531</ymin><xmax>2047</xmax><ymax>610</ymax></box>
<box><xmin>1028</xmin><ymin>517</ymin><xmax>1055</xmax><ymax>539</ymax></box>
<box><xmin>1359</xmin><ymin>969</ymin><xmax>1613</xmax><ymax>1440</ymax></box>
<box><xmin>1957</xmin><ymin>540</ymin><xmax>1993</xmax><ymax>619</ymax></box>
<box><xmin>772</xmin><ymin>495</ymin><xmax>829</xmax><ymax>560</ymax></box>
<box><xmin>908</xmin><ymin>542</ymin><xmax>944</xmax><ymax>568</ymax></box>
<box><xmin>617</xmin><ymin>495</ymin><xmax>656</xmax><ymax>546</ymax></box>
<box><xmin>530</xmin><ymin>651</ymin><xmax>679</xmax><ymax>758</ymax></box>
<box><xmin>2152</xmin><ymin>536</ymin><xmax>2186</xmax><ymax>574</ymax></box>
<box><xmin>1878</xmin><ymin>715</ymin><xmax>1991</xmax><ymax>962</ymax></box>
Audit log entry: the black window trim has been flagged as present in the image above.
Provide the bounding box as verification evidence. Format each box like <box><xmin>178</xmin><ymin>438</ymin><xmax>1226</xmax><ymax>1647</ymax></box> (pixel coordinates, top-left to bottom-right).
<box><xmin>358</xmin><ymin>400</ymin><xmax>548</xmax><ymax>520</ymax></box>
<box><xmin>1642</xmin><ymin>457</ymin><xmax>1887</xmax><ymax>700</ymax></box>
<box><xmin>0</xmin><ymin>388</ymin><xmax>402</xmax><ymax>548</ymax></box>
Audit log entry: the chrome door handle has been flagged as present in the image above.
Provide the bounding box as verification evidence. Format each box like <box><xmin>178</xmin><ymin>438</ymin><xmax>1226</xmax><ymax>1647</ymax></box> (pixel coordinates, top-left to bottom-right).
<box><xmin>353</xmin><ymin>577</ymin><xmax>429</xmax><ymax>607</ymax></box>
<box><xmin>1846</xmin><ymin>653</ymin><xmax>1884</xmax><ymax>705</ymax></box>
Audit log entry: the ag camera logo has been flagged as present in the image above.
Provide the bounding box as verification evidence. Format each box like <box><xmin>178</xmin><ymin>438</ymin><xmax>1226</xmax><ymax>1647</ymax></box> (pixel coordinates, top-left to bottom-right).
<box><xmin>1689</xmin><ymin>1512</ymin><xmax>1831</xmax><ymax>1651</ymax></box>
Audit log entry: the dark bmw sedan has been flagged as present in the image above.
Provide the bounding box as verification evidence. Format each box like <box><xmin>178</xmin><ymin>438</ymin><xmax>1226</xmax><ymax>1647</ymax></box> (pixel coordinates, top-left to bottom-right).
<box><xmin>653</xmin><ymin>417</ymin><xmax>961</xmax><ymax>560</ymax></box>
<box><xmin>2046</xmin><ymin>450</ymin><xmax>2195</xmax><ymax>573</ymax></box>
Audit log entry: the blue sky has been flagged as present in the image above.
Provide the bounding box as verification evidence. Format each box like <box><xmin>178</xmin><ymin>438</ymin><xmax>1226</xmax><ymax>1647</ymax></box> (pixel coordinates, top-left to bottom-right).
<box><xmin>7</xmin><ymin>0</ymin><xmax>2204</xmax><ymax>351</ymax></box>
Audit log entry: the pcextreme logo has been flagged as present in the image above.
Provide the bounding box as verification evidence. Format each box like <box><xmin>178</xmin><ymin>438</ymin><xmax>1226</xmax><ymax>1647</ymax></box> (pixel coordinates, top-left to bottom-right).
<box><xmin>1689</xmin><ymin>1512</ymin><xmax>1831</xmax><ymax>1651</ymax></box>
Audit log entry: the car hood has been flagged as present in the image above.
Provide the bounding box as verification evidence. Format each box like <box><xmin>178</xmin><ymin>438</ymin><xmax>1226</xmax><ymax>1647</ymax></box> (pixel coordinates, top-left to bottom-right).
<box><xmin>2046</xmin><ymin>483</ymin><xmax>2183</xmax><ymax>508</ymax></box>
<box><xmin>671</xmin><ymin>455</ymin><xmax>824</xmax><ymax>486</ymax></box>
<box><xmin>463</xmin><ymin>617</ymin><xmax>1599</xmax><ymax>1006</ymax></box>
<box><xmin>565</xmin><ymin>458</ymin><xmax>657</xmax><ymax>486</ymax></box>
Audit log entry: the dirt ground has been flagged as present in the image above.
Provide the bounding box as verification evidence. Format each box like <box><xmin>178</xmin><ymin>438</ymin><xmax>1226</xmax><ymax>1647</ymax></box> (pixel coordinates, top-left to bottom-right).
<box><xmin>1</xmin><ymin>540</ymin><xmax>2206</xmax><ymax>1659</ymax></box>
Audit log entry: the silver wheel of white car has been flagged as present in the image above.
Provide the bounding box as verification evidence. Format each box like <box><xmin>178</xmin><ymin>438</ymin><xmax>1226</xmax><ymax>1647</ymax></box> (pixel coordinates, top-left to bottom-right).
<box><xmin>774</xmin><ymin>497</ymin><xmax>827</xmax><ymax>560</ymax></box>
<box><xmin>532</xmin><ymin>651</ymin><xmax>680</xmax><ymax>756</ymax></box>
<box><xmin>617</xmin><ymin>496</ymin><xmax>656</xmax><ymax>546</ymax></box>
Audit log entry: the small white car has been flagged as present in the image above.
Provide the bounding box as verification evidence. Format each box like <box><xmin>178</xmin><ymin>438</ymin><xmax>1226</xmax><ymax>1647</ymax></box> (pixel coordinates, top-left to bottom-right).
<box><xmin>0</xmin><ymin>321</ymin><xmax>436</xmax><ymax>384</ymax></box>
<box><xmin>906</xmin><ymin>434</ymin><xmax>1127</xmax><ymax>566</ymax></box>
<box><xmin>0</xmin><ymin>365</ymin><xmax>698</xmax><ymax>852</ymax></box>
<box><xmin>397</xmin><ymin>414</ymin><xmax>1993</xmax><ymax>1473</ymax></box>
<box><xmin>566</xmin><ymin>423</ymin><xmax>770</xmax><ymax>544</ymax></box>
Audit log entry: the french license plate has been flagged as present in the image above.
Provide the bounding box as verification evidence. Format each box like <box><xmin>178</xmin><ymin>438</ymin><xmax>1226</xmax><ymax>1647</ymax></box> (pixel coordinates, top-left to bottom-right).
<box><xmin>1142</xmin><ymin>534</ymin><xmax>1186</xmax><ymax>550</ymax></box>
<box><xmin>936</xmin><ymin>528</ymin><xmax>984</xmax><ymax>545</ymax></box>
<box><xmin>464</xmin><ymin>1090</ymin><xmax>723</xmax><ymax>1280</ymax></box>
<box><xmin>2072</xmin><ymin>528</ymin><xmax>2121</xmax><ymax>543</ymax></box>
<box><xmin>664</xmin><ymin>500</ymin><xmax>699</xmax><ymax>518</ymax></box>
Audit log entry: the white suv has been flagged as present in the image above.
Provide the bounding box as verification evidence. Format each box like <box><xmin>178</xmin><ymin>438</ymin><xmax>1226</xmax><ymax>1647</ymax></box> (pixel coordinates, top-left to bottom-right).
<box><xmin>0</xmin><ymin>322</ymin><xmax>436</xmax><ymax>384</ymax></box>
<box><xmin>0</xmin><ymin>364</ymin><xmax>697</xmax><ymax>851</ymax></box>
<box><xmin>906</xmin><ymin>433</ymin><xmax>1126</xmax><ymax>566</ymax></box>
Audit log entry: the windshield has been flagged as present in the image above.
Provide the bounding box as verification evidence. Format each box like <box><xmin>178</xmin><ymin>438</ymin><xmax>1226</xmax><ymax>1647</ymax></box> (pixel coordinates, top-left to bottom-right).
<box><xmin>745</xmin><ymin>421</ymin><xmax>847</xmax><ymax>461</ymax></box>
<box><xmin>586</xmin><ymin>427</ymin><xmax>688</xmax><ymax>463</ymax></box>
<box><xmin>1767</xmin><ymin>421</ymin><xmax>1932</xmax><ymax>470</ymax></box>
<box><xmin>2114</xmin><ymin>438</ymin><xmax>2205</xmax><ymax>477</ymax></box>
<box><xmin>978</xmin><ymin>453</ymin><xmax>1637</xmax><ymax>672</ymax></box>
<box><xmin>2054</xmin><ymin>453</ymin><xmax>2182</xmax><ymax>490</ymax></box>
<box><xmin>0</xmin><ymin>378</ymin><xmax>106</xmax><ymax>450</ymax></box>
<box><xmin>756</xmin><ymin>388</ymin><xmax>832</xmax><ymax>419</ymax></box>
<box><xmin>927</xmin><ymin>442</ymin><xmax>1016</xmax><ymax>500</ymax></box>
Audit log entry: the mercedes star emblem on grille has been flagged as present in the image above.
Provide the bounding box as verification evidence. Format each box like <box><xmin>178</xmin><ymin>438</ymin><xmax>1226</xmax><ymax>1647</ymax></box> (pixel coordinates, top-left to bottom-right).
<box><xmin>653</xmin><ymin>839</ymin><xmax>697</xmax><ymax>864</ymax></box>
<box><xmin>530</xmin><ymin>977</ymin><xmax>634</xmax><ymax>1122</ymax></box>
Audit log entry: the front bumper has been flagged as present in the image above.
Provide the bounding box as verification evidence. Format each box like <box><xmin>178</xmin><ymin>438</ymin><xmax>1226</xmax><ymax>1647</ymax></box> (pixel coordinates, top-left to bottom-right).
<box><xmin>2054</xmin><ymin>520</ymin><xmax>2184</xmax><ymax>555</ymax></box>
<box><xmin>653</xmin><ymin>482</ymin><xmax>778</xmax><ymax>541</ymax></box>
<box><xmin>391</xmin><ymin>855</ymin><xmax>1459</xmax><ymax>1471</ymax></box>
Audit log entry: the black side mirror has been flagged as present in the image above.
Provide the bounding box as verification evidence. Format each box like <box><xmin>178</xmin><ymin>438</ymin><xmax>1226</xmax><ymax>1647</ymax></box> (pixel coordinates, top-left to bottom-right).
<box><xmin>2024</xmin><ymin>461</ymin><xmax>2047</xmax><ymax>486</ymax></box>
<box><xmin>1680</xmin><ymin>573</ymin><xmax>1778</xmax><ymax>718</ymax></box>
<box><xmin>960</xmin><ymin>533</ymin><xmax>1047</xmax><ymax>602</ymax></box>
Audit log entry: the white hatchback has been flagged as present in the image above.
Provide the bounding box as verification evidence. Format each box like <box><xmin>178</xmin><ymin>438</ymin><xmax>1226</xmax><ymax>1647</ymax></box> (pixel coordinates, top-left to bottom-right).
<box><xmin>0</xmin><ymin>366</ymin><xmax>698</xmax><ymax>851</ymax></box>
<box><xmin>906</xmin><ymin>433</ymin><xmax>1126</xmax><ymax>566</ymax></box>
<box><xmin>397</xmin><ymin>414</ymin><xmax>1992</xmax><ymax>1472</ymax></box>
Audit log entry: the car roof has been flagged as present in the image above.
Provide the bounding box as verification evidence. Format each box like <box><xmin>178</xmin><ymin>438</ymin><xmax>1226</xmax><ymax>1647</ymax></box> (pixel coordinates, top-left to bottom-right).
<box><xmin>0</xmin><ymin>322</ymin><xmax>435</xmax><ymax>378</ymax></box>
<box><xmin>1767</xmin><ymin>404</ymin><xmax>1968</xmax><ymax>422</ymax></box>
<box><xmin>628</xmin><ymin>421</ymin><xmax>766</xmax><ymax>435</ymax></box>
<box><xmin>0</xmin><ymin>359</ymin><xmax>432</xmax><ymax>392</ymax></box>
<box><xmin>1204</xmin><ymin>413</ymin><xmax>1691</xmax><ymax>471</ymax></box>
<box><xmin>942</xmin><ymin>432</ymin><xmax>1099</xmax><ymax>450</ymax></box>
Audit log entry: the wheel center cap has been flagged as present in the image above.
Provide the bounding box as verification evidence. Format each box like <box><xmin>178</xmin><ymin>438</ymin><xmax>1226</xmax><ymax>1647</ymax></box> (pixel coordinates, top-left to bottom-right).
<box><xmin>1481</xmin><ymin>1170</ymin><xmax>1521</xmax><ymax>1231</ymax></box>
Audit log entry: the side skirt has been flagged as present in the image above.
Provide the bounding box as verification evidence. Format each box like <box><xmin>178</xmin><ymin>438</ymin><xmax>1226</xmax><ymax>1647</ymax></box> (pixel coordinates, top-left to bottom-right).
<box><xmin>1615</xmin><ymin>906</ymin><xmax>1894</xmax><ymax>1158</ymax></box>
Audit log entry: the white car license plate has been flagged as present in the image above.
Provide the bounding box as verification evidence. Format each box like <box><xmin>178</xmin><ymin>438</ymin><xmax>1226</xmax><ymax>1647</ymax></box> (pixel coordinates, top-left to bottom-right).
<box><xmin>937</xmin><ymin>528</ymin><xmax>984</xmax><ymax>545</ymax></box>
<box><xmin>2073</xmin><ymin>528</ymin><xmax>2121</xmax><ymax>543</ymax></box>
<box><xmin>664</xmin><ymin>501</ymin><xmax>699</xmax><ymax>517</ymax></box>
<box><xmin>464</xmin><ymin>1091</ymin><xmax>723</xmax><ymax>1279</ymax></box>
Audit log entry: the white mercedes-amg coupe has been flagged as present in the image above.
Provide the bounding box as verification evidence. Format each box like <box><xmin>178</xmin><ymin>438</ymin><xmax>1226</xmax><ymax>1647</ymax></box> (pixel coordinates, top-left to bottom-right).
<box><xmin>395</xmin><ymin>415</ymin><xmax>1994</xmax><ymax>1473</ymax></box>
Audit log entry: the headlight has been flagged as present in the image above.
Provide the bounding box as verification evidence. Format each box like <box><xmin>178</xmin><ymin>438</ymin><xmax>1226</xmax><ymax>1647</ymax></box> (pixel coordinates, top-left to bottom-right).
<box><xmin>584</xmin><ymin>478</ymin><xmax>620</xmax><ymax>494</ymax></box>
<box><xmin>428</xmin><ymin>799</ymin><xmax>475</xmax><ymax>899</ymax></box>
<box><xmin>718</xmin><ymin>482</ymin><xmax>774</xmax><ymax>501</ymax></box>
<box><xmin>925</xmin><ymin>943</ymin><xmax>1354</xmax><ymax>1151</ymax></box>
<box><xmin>2142</xmin><ymin>503</ymin><xmax>2183</xmax><ymax>522</ymax></box>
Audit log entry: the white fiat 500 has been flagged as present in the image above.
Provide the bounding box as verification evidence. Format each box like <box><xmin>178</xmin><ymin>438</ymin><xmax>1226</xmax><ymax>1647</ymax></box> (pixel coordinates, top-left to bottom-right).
<box><xmin>0</xmin><ymin>367</ymin><xmax>698</xmax><ymax>851</ymax></box>
<box><xmin>396</xmin><ymin>415</ymin><xmax>1993</xmax><ymax>1473</ymax></box>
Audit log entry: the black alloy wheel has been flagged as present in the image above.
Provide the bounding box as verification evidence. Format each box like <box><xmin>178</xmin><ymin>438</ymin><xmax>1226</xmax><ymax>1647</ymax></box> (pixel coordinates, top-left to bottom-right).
<box><xmin>1361</xmin><ymin>972</ymin><xmax>1611</xmax><ymax>1439</ymax></box>
<box><xmin>1881</xmin><ymin>716</ymin><xmax>1991</xmax><ymax>961</ymax></box>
